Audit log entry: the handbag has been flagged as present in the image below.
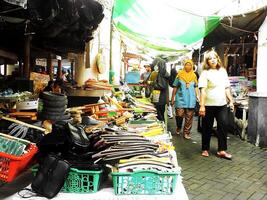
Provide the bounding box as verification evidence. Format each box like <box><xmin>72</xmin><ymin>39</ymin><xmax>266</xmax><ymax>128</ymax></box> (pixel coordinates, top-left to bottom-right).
<box><xmin>144</xmin><ymin>72</ymin><xmax>153</xmax><ymax>98</ymax></box>
<box><xmin>31</xmin><ymin>154</ymin><xmax>70</xmax><ymax>199</ymax></box>
<box><xmin>151</xmin><ymin>89</ymin><xmax>161</xmax><ymax>103</ymax></box>
<box><xmin>145</xmin><ymin>84</ymin><xmax>153</xmax><ymax>98</ymax></box>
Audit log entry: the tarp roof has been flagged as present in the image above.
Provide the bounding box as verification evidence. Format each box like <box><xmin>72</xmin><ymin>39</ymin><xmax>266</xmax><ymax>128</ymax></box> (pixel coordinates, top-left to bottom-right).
<box><xmin>202</xmin><ymin>6</ymin><xmax>267</xmax><ymax>51</ymax></box>
<box><xmin>112</xmin><ymin>0</ymin><xmax>220</xmax><ymax>52</ymax></box>
<box><xmin>112</xmin><ymin>0</ymin><xmax>267</xmax><ymax>53</ymax></box>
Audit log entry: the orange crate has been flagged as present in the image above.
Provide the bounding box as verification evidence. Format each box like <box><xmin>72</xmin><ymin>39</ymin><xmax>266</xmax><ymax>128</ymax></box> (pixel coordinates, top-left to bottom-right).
<box><xmin>0</xmin><ymin>143</ymin><xmax>38</xmax><ymax>182</ymax></box>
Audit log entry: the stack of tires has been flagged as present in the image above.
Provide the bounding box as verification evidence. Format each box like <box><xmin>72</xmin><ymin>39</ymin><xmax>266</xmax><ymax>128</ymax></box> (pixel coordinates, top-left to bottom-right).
<box><xmin>39</xmin><ymin>92</ymin><xmax>71</xmax><ymax>122</ymax></box>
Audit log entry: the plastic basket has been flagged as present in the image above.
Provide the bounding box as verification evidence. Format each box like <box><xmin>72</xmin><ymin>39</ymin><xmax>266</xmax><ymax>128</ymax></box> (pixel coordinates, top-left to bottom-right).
<box><xmin>0</xmin><ymin>143</ymin><xmax>38</xmax><ymax>182</ymax></box>
<box><xmin>62</xmin><ymin>168</ymin><xmax>102</xmax><ymax>193</ymax></box>
<box><xmin>111</xmin><ymin>170</ymin><xmax>179</xmax><ymax>195</ymax></box>
<box><xmin>32</xmin><ymin>167</ymin><xmax>102</xmax><ymax>193</ymax></box>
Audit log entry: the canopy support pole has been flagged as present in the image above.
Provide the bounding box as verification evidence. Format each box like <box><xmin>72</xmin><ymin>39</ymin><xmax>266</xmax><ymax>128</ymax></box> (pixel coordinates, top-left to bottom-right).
<box><xmin>4</xmin><ymin>63</ymin><xmax>7</xmax><ymax>76</ymax></box>
<box><xmin>23</xmin><ymin>35</ymin><xmax>31</xmax><ymax>79</ymax></box>
<box><xmin>47</xmin><ymin>53</ymin><xmax>53</xmax><ymax>80</ymax></box>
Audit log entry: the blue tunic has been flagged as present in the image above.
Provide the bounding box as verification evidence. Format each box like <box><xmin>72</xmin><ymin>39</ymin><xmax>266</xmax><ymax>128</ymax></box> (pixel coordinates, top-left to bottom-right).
<box><xmin>173</xmin><ymin>78</ymin><xmax>197</xmax><ymax>108</ymax></box>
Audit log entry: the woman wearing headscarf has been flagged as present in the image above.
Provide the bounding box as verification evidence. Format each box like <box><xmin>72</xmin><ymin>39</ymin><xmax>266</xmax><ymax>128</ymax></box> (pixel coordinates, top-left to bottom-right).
<box><xmin>198</xmin><ymin>49</ymin><xmax>234</xmax><ymax>159</ymax></box>
<box><xmin>171</xmin><ymin>59</ymin><xmax>199</xmax><ymax>139</ymax></box>
<box><xmin>149</xmin><ymin>58</ymin><xmax>169</xmax><ymax>122</ymax></box>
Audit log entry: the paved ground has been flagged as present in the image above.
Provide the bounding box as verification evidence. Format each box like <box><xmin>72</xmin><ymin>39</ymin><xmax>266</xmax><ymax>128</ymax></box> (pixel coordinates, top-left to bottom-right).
<box><xmin>168</xmin><ymin>117</ymin><xmax>267</xmax><ymax>200</ymax></box>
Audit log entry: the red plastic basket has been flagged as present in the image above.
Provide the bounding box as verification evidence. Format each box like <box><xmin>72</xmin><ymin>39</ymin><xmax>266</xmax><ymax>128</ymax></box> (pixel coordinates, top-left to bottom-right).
<box><xmin>0</xmin><ymin>143</ymin><xmax>38</xmax><ymax>182</ymax></box>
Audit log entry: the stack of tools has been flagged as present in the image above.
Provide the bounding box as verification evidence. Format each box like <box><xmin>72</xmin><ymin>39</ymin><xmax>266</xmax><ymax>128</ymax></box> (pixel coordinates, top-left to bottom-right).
<box><xmin>126</xmin><ymin>119</ymin><xmax>172</xmax><ymax>143</ymax></box>
<box><xmin>127</xmin><ymin>120</ymin><xmax>164</xmax><ymax>136</ymax></box>
<box><xmin>115</xmin><ymin>155</ymin><xmax>178</xmax><ymax>172</ymax></box>
<box><xmin>69</xmin><ymin>109</ymin><xmax>82</xmax><ymax>123</ymax></box>
<box><xmin>84</xmin><ymin>79</ymin><xmax>112</xmax><ymax>90</ymax></box>
<box><xmin>125</xmin><ymin>94</ymin><xmax>156</xmax><ymax>112</ymax></box>
<box><xmin>9</xmin><ymin>112</ymin><xmax>37</xmax><ymax>121</ymax></box>
<box><xmin>67</xmin><ymin>102</ymin><xmax>109</xmax><ymax>120</ymax></box>
<box><xmin>67</xmin><ymin>102</ymin><xmax>108</xmax><ymax>113</ymax></box>
<box><xmin>90</xmin><ymin>129</ymin><xmax>174</xmax><ymax>164</ymax></box>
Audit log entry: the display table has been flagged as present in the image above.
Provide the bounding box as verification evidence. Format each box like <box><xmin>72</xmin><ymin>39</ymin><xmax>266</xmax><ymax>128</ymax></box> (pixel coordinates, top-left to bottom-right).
<box><xmin>234</xmin><ymin>98</ymin><xmax>249</xmax><ymax>140</ymax></box>
<box><xmin>1</xmin><ymin>151</ymin><xmax>188</xmax><ymax>200</ymax></box>
<box><xmin>0</xmin><ymin>104</ymin><xmax>188</xmax><ymax>200</ymax></box>
<box><xmin>3</xmin><ymin>179</ymin><xmax>188</xmax><ymax>200</ymax></box>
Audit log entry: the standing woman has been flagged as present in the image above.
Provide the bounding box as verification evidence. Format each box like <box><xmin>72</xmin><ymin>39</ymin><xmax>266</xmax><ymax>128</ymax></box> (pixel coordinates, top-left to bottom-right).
<box><xmin>171</xmin><ymin>59</ymin><xmax>199</xmax><ymax>139</ymax></box>
<box><xmin>198</xmin><ymin>49</ymin><xmax>234</xmax><ymax>159</ymax></box>
<box><xmin>149</xmin><ymin>58</ymin><xmax>169</xmax><ymax>122</ymax></box>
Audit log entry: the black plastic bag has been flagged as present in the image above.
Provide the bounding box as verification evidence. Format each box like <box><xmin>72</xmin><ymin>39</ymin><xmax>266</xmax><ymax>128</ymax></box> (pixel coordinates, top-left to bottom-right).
<box><xmin>153</xmin><ymin>72</ymin><xmax>168</xmax><ymax>90</ymax></box>
<box><xmin>31</xmin><ymin>154</ymin><xmax>70</xmax><ymax>199</ymax></box>
<box><xmin>65</xmin><ymin>123</ymin><xmax>91</xmax><ymax>154</ymax></box>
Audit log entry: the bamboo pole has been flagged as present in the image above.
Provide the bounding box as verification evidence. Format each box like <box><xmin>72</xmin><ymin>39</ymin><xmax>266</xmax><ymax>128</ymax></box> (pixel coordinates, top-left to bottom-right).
<box><xmin>252</xmin><ymin>46</ymin><xmax>257</xmax><ymax>69</ymax></box>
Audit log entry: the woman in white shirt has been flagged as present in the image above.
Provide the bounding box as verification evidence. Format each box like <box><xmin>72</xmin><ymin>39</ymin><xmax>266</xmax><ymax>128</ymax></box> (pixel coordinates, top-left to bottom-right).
<box><xmin>198</xmin><ymin>49</ymin><xmax>234</xmax><ymax>159</ymax></box>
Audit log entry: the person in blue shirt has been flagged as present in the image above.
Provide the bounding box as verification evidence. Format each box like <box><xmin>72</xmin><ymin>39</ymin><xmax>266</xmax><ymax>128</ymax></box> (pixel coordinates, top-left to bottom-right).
<box><xmin>171</xmin><ymin>59</ymin><xmax>199</xmax><ymax>139</ymax></box>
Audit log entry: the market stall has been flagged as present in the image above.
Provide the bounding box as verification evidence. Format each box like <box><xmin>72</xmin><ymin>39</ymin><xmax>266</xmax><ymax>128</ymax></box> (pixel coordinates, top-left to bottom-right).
<box><xmin>0</xmin><ymin>86</ymin><xmax>188</xmax><ymax>200</ymax></box>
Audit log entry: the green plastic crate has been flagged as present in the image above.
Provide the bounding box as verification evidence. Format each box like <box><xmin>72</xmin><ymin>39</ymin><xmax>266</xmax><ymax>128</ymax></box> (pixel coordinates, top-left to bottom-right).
<box><xmin>111</xmin><ymin>170</ymin><xmax>179</xmax><ymax>195</ymax></box>
<box><xmin>63</xmin><ymin>168</ymin><xmax>102</xmax><ymax>193</ymax></box>
<box><xmin>32</xmin><ymin>167</ymin><xmax>102</xmax><ymax>193</ymax></box>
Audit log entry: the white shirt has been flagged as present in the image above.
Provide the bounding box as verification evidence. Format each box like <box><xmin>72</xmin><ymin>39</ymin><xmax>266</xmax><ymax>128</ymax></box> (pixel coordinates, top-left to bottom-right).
<box><xmin>198</xmin><ymin>68</ymin><xmax>230</xmax><ymax>106</ymax></box>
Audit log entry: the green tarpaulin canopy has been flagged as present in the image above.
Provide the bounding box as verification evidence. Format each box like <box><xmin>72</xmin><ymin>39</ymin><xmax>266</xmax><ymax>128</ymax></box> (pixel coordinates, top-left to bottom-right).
<box><xmin>112</xmin><ymin>0</ymin><xmax>221</xmax><ymax>52</ymax></box>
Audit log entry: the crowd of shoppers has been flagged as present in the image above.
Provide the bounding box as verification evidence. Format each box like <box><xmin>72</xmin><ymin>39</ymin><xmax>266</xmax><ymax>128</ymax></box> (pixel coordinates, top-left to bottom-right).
<box><xmin>147</xmin><ymin>49</ymin><xmax>234</xmax><ymax>160</ymax></box>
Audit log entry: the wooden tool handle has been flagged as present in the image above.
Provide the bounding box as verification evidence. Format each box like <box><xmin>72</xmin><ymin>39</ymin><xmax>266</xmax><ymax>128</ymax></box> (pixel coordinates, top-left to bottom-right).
<box><xmin>1</xmin><ymin>116</ymin><xmax>46</xmax><ymax>132</ymax></box>
<box><xmin>84</xmin><ymin>122</ymin><xmax>106</xmax><ymax>133</ymax></box>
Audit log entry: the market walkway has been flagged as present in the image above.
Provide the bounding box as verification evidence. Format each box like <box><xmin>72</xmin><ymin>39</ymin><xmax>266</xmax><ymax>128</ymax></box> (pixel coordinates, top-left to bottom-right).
<box><xmin>168</xmin><ymin>117</ymin><xmax>267</xmax><ymax>200</ymax></box>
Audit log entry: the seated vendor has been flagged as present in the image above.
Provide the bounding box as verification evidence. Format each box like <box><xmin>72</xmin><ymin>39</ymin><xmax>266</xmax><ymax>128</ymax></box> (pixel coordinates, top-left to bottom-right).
<box><xmin>52</xmin><ymin>79</ymin><xmax>63</xmax><ymax>94</ymax></box>
<box><xmin>43</xmin><ymin>80</ymin><xmax>54</xmax><ymax>92</ymax></box>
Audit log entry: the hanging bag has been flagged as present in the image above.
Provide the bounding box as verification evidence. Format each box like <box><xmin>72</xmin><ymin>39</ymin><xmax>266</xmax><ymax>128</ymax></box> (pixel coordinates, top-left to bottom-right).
<box><xmin>151</xmin><ymin>90</ymin><xmax>161</xmax><ymax>103</ymax></box>
<box><xmin>151</xmin><ymin>72</ymin><xmax>167</xmax><ymax>103</ymax></box>
<box><xmin>144</xmin><ymin>72</ymin><xmax>153</xmax><ymax>98</ymax></box>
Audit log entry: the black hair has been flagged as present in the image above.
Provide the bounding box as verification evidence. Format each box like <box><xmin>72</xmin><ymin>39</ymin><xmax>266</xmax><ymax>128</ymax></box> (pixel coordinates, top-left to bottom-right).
<box><xmin>54</xmin><ymin>78</ymin><xmax>63</xmax><ymax>86</ymax></box>
<box><xmin>47</xmin><ymin>80</ymin><xmax>54</xmax><ymax>87</ymax></box>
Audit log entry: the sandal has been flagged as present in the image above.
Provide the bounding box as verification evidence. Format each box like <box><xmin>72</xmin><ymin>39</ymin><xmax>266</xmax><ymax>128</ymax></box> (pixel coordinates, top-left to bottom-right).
<box><xmin>217</xmin><ymin>151</ymin><xmax>232</xmax><ymax>160</ymax></box>
<box><xmin>184</xmin><ymin>134</ymin><xmax>191</xmax><ymax>139</ymax></box>
<box><xmin>201</xmin><ymin>150</ymin><xmax>209</xmax><ymax>157</ymax></box>
<box><xmin>176</xmin><ymin>128</ymin><xmax>180</xmax><ymax>135</ymax></box>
